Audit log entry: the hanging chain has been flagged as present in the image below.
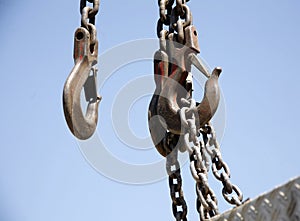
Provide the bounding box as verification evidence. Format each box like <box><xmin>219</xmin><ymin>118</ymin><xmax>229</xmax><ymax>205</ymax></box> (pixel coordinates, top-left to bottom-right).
<box><xmin>181</xmin><ymin>98</ymin><xmax>219</xmax><ymax>220</ymax></box>
<box><xmin>180</xmin><ymin>97</ymin><xmax>243</xmax><ymax>219</ymax></box>
<box><xmin>181</xmin><ymin>98</ymin><xmax>244</xmax><ymax>220</ymax></box>
<box><xmin>156</xmin><ymin>1</ymin><xmax>191</xmax><ymax>220</ymax></box>
<box><xmin>155</xmin><ymin>1</ymin><xmax>244</xmax><ymax>220</ymax></box>
<box><xmin>80</xmin><ymin>0</ymin><xmax>99</xmax><ymax>47</ymax></box>
<box><xmin>201</xmin><ymin>124</ymin><xmax>243</xmax><ymax>207</ymax></box>
<box><xmin>166</xmin><ymin>135</ymin><xmax>188</xmax><ymax>221</ymax></box>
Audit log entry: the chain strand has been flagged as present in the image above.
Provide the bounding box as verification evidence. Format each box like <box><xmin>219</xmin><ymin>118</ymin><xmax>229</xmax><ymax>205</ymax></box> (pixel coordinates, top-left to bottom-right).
<box><xmin>157</xmin><ymin>1</ymin><xmax>191</xmax><ymax>220</ymax></box>
<box><xmin>156</xmin><ymin>0</ymin><xmax>244</xmax><ymax>220</ymax></box>
<box><xmin>202</xmin><ymin>124</ymin><xmax>244</xmax><ymax>207</ymax></box>
<box><xmin>166</xmin><ymin>145</ymin><xmax>188</xmax><ymax>221</ymax></box>
<box><xmin>80</xmin><ymin>0</ymin><xmax>99</xmax><ymax>45</ymax></box>
<box><xmin>181</xmin><ymin>99</ymin><xmax>219</xmax><ymax>220</ymax></box>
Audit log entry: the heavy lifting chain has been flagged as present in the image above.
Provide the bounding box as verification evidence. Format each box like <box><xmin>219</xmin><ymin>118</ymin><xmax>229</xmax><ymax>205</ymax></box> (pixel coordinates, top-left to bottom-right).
<box><xmin>181</xmin><ymin>99</ymin><xmax>219</xmax><ymax>220</ymax></box>
<box><xmin>152</xmin><ymin>1</ymin><xmax>244</xmax><ymax>220</ymax></box>
<box><xmin>182</xmin><ymin>103</ymin><xmax>243</xmax><ymax>219</ymax></box>
<box><xmin>201</xmin><ymin>124</ymin><xmax>243</xmax><ymax>207</ymax></box>
<box><xmin>80</xmin><ymin>0</ymin><xmax>100</xmax><ymax>40</ymax></box>
<box><xmin>156</xmin><ymin>1</ymin><xmax>192</xmax><ymax>220</ymax></box>
<box><xmin>166</xmin><ymin>136</ymin><xmax>188</xmax><ymax>221</ymax></box>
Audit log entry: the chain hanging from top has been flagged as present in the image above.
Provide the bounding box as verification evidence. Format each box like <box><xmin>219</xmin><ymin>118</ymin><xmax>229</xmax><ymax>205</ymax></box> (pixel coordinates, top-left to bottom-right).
<box><xmin>149</xmin><ymin>1</ymin><xmax>244</xmax><ymax>220</ymax></box>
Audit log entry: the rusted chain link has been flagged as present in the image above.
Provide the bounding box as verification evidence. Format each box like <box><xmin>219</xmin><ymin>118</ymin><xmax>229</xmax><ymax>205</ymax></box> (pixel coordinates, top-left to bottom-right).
<box><xmin>81</xmin><ymin>0</ymin><xmax>99</xmax><ymax>44</ymax></box>
<box><xmin>175</xmin><ymin>0</ymin><xmax>190</xmax><ymax>17</ymax></box>
<box><xmin>156</xmin><ymin>1</ymin><xmax>192</xmax><ymax>220</ymax></box>
<box><xmin>80</xmin><ymin>0</ymin><xmax>99</xmax><ymax>21</ymax></box>
<box><xmin>153</xmin><ymin>0</ymin><xmax>244</xmax><ymax>220</ymax></box>
<box><xmin>158</xmin><ymin>0</ymin><xmax>174</xmax><ymax>25</ymax></box>
<box><xmin>181</xmin><ymin>98</ymin><xmax>219</xmax><ymax>220</ymax></box>
<box><xmin>166</xmin><ymin>140</ymin><xmax>188</xmax><ymax>221</ymax></box>
<box><xmin>201</xmin><ymin>124</ymin><xmax>243</xmax><ymax>207</ymax></box>
<box><xmin>180</xmin><ymin>105</ymin><xmax>244</xmax><ymax>220</ymax></box>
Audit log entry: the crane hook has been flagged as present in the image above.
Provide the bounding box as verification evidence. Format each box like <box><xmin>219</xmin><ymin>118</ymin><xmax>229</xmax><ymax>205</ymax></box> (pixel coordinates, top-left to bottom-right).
<box><xmin>63</xmin><ymin>27</ymin><xmax>101</xmax><ymax>140</ymax></box>
<box><xmin>157</xmin><ymin>26</ymin><xmax>222</xmax><ymax>135</ymax></box>
<box><xmin>148</xmin><ymin>30</ymin><xmax>171</xmax><ymax>157</ymax></box>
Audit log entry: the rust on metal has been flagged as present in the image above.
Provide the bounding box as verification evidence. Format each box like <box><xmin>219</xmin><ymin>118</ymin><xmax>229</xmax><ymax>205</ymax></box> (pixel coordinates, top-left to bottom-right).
<box><xmin>63</xmin><ymin>0</ymin><xmax>101</xmax><ymax>140</ymax></box>
<box><xmin>156</xmin><ymin>25</ymin><xmax>222</xmax><ymax>135</ymax></box>
<box><xmin>63</xmin><ymin>27</ymin><xmax>101</xmax><ymax>140</ymax></box>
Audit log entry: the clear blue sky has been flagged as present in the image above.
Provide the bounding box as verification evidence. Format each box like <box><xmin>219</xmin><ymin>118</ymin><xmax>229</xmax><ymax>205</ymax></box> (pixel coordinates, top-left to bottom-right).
<box><xmin>0</xmin><ymin>0</ymin><xmax>300</xmax><ymax>221</ymax></box>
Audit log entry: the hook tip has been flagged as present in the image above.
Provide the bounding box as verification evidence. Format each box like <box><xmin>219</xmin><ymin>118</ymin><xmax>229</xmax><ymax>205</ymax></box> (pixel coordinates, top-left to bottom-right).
<box><xmin>213</xmin><ymin>67</ymin><xmax>222</xmax><ymax>76</ymax></box>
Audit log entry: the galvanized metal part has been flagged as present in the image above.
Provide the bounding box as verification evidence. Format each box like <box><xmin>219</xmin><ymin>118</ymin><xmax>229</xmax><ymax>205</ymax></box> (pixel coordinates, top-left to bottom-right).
<box><xmin>63</xmin><ymin>0</ymin><xmax>101</xmax><ymax>140</ymax></box>
<box><xmin>210</xmin><ymin>177</ymin><xmax>300</xmax><ymax>221</ymax></box>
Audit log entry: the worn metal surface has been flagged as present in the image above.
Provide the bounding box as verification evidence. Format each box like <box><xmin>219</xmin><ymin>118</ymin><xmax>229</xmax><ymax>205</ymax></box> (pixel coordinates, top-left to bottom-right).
<box><xmin>166</xmin><ymin>142</ymin><xmax>188</xmax><ymax>221</ymax></box>
<box><xmin>148</xmin><ymin>1</ymin><xmax>235</xmax><ymax>221</ymax></box>
<box><xmin>210</xmin><ymin>177</ymin><xmax>300</xmax><ymax>221</ymax></box>
<box><xmin>153</xmin><ymin>2</ymin><xmax>222</xmax><ymax>136</ymax></box>
<box><xmin>157</xmin><ymin>65</ymin><xmax>222</xmax><ymax>135</ymax></box>
<box><xmin>148</xmin><ymin>30</ymin><xmax>170</xmax><ymax>157</ymax></box>
<box><xmin>63</xmin><ymin>0</ymin><xmax>101</xmax><ymax>140</ymax></box>
<box><xmin>187</xmin><ymin>124</ymin><xmax>243</xmax><ymax>220</ymax></box>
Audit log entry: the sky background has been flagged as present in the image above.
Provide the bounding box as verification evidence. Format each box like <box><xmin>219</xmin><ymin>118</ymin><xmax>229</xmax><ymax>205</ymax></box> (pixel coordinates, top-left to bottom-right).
<box><xmin>0</xmin><ymin>0</ymin><xmax>300</xmax><ymax>221</ymax></box>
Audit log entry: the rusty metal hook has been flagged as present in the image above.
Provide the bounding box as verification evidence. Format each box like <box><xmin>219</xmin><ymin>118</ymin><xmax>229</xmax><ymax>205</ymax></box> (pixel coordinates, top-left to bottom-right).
<box><xmin>63</xmin><ymin>27</ymin><xmax>101</xmax><ymax>140</ymax></box>
<box><xmin>157</xmin><ymin>25</ymin><xmax>222</xmax><ymax>135</ymax></box>
<box><xmin>148</xmin><ymin>30</ymin><xmax>171</xmax><ymax>157</ymax></box>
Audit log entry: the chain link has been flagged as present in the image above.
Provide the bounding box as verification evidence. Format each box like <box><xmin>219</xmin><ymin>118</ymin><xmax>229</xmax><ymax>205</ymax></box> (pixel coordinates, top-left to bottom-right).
<box><xmin>157</xmin><ymin>0</ymin><xmax>191</xmax><ymax>40</ymax></box>
<box><xmin>166</xmin><ymin>138</ymin><xmax>188</xmax><ymax>221</ymax></box>
<box><xmin>202</xmin><ymin>124</ymin><xmax>244</xmax><ymax>207</ymax></box>
<box><xmin>155</xmin><ymin>0</ymin><xmax>244</xmax><ymax>220</ymax></box>
<box><xmin>157</xmin><ymin>1</ymin><xmax>192</xmax><ymax>220</ymax></box>
<box><xmin>158</xmin><ymin>0</ymin><xmax>174</xmax><ymax>25</ymax></box>
<box><xmin>80</xmin><ymin>0</ymin><xmax>99</xmax><ymax>47</ymax></box>
<box><xmin>181</xmin><ymin>99</ymin><xmax>220</xmax><ymax>220</ymax></box>
<box><xmin>80</xmin><ymin>0</ymin><xmax>99</xmax><ymax>19</ymax></box>
<box><xmin>180</xmin><ymin>99</ymin><xmax>244</xmax><ymax>219</ymax></box>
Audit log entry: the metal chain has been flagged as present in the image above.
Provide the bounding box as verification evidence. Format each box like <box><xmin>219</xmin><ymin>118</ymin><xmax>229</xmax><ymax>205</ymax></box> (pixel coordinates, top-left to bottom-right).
<box><xmin>157</xmin><ymin>1</ymin><xmax>191</xmax><ymax>220</ymax></box>
<box><xmin>181</xmin><ymin>100</ymin><xmax>244</xmax><ymax>219</ymax></box>
<box><xmin>157</xmin><ymin>0</ymin><xmax>191</xmax><ymax>41</ymax></box>
<box><xmin>62</xmin><ymin>0</ymin><xmax>101</xmax><ymax>139</ymax></box>
<box><xmin>166</xmin><ymin>139</ymin><xmax>188</xmax><ymax>221</ymax></box>
<box><xmin>201</xmin><ymin>124</ymin><xmax>244</xmax><ymax>207</ymax></box>
<box><xmin>155</xmin><ymin>0</ymin><xmax>244</xmax><ymax>220</ymax></box>
<box><xmin>157</xmin><ymin>0</ymin><xmax>174</xmax><ymax>38</ymax></box>
<box><xmin>80</xmin><ymin>0</ymin><xmax>99</xmax><ymax>46</ymax></box>
<box><xmin>181</xmin><ymin>99</ymin><xmax>219</xmax><ymax>220</ymax></box>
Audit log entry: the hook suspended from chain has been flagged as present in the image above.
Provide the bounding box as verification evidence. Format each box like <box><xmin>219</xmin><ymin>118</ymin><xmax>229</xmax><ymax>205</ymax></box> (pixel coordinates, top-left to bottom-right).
<box><xmin>149</xmin><ymin>2</ymin><xmax>244</xmax><ymax>220</ymax></box>
<box><xmin>63</xmin><ymin>0</ymin><xmax>101</xmax><ymax>140</ymax></box>
<box><xmin>156</xmin><ymin>9</ymin><xmax>222</xmax><ymax>135</ymax></box>
<box><xmin>149</xmin><ymin>0</ymin><xmax>215</xmax><ymax>158</ymax></box>
<box><xmin>148</xmin><ymin>30</ymin><xmax>173</xmax><ymax>157</ymax></box>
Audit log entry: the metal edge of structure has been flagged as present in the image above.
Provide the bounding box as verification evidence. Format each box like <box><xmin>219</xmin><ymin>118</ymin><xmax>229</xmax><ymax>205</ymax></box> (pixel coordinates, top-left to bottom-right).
<box><xmin>210</xmin><ymin>176</ymin><xmax>300</xmax><ymax>221</ymax></box>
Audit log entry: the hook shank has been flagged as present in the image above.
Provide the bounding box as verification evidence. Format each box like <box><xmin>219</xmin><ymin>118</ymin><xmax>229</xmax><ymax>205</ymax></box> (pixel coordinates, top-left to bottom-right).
<box><xmin>156</xmin><ymin>26</ymin><xmax>222</xmax><ymax>134</ymax></box>
<box><xmin>63</xmin><ymin>27</ymin><xmax>101</xmax><ymax>140</ymax></box>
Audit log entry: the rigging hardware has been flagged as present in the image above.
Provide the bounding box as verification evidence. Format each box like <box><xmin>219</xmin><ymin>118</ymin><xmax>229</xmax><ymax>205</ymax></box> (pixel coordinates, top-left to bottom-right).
<box><xmin>63</xmin><ymin>0</ymin><xmax>101</xmax><ymax>140</ymax></box>
<box><xmin>149</xmin><ymin>1</ymin><xmax>243</xmax><ymax>220</ymax></box>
